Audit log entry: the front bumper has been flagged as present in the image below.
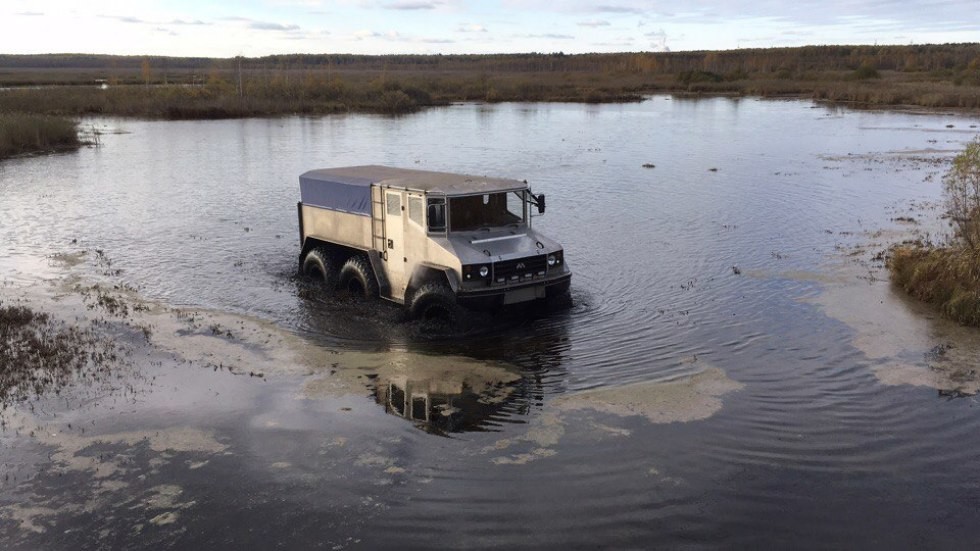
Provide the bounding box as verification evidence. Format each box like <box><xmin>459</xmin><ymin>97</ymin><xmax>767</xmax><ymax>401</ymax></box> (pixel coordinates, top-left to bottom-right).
<box><xmin>456</xmin><ymin>272</ymin><xmax>571</xmax><ymax>309</ymax></box>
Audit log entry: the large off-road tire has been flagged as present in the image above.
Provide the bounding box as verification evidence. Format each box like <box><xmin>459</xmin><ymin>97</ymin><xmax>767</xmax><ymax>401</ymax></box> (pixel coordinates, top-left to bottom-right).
<box><xmin>338</xmin><ymin>254</ymin><xmax>379</xmax><ymax>297</ymax></box>
<box><xmin>409</xmin><ymin>281</ymin><xmax>460</xmax><ymax>324</ymax></box>
<box><xmin>302</xmin><ymin>247</ymin><xmax>337</xmax><ymax>289</ymax></box>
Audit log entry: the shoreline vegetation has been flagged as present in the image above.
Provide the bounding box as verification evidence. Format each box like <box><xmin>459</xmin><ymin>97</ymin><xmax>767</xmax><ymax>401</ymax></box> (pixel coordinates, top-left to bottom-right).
<box><xmin>0</xmin><ymin>44</ymin><xmax>978</xmax><ymax>117</ymax></box>
<box><xmin>0</xmin><ymin>113</ymin><xmax>80</xmax><ymax>160</ymax></box>
<box><xmin>0</xmin><ymin>44</ymin><xmax>977</xmax><ymax>159</ymax></box>
<box><xmin>890</xmin><ymin>138</ymin><xmax>980</xmax><ymax>327</ymax></box>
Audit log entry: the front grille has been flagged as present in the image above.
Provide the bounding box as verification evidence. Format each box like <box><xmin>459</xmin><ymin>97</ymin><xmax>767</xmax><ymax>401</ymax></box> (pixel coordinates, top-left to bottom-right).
<box><xmin>492</xmin><ymin>255</ymin><xmax>548</xmax><ymax>284</ymax></box>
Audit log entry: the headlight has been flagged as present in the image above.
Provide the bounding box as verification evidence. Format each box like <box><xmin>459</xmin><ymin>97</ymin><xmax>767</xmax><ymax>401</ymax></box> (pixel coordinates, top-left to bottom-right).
<box><xmin>547</xmin><ymin>254</ymin><xmax>556</xmax><ymax>266</ymax></box>
<box><xmin>464</xmin><ymin>264</ymin><xmax>490</xmax><ymax>280</ymax></box>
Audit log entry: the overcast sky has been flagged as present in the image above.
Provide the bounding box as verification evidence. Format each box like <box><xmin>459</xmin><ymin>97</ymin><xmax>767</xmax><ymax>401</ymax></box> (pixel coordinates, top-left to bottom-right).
<box><xmin>2</xmin><ymin>0</ymin><xmax>977</xmax><ymax>57</ymax></box>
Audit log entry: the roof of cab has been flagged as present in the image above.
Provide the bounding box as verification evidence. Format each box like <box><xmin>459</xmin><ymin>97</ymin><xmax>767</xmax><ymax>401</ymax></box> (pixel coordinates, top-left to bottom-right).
<box><xmin>299</xmin><ymin>165</ymin><xmax>527</xmax><ymax>195</ymax></box>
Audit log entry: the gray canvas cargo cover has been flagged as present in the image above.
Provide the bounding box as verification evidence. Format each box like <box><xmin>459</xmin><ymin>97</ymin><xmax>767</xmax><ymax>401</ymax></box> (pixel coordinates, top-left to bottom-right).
<box><xmin>300</xmin><ymin>166</ymin><xmax>527</xmax><ymax>215</ymax></box>
<box><xmin>299</xmin><ymin>168</ymin><xmax>378</xmax><ymax>216</ymax></box>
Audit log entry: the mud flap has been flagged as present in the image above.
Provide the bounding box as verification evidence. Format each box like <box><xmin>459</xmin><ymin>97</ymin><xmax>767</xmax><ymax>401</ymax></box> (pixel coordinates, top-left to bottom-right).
<box><xmin>368</xmin><ymin>250</ymin><xmax>391</xmax><ymax>298</ymax></box>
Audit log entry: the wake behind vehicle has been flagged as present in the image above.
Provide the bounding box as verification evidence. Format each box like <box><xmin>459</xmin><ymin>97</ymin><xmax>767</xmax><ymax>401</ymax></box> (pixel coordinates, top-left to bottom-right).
<box><xmin>297</xmin><ymin>165</ymin><xmax>571</xmax><ymax>320</ymax></box>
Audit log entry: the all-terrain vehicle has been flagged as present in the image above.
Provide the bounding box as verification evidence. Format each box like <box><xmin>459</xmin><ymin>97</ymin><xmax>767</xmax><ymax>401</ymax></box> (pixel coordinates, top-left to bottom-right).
<box><xmin>297</xmin><ymin>165</ymin><xmax>571</xmax><ymax>320</ymax></box>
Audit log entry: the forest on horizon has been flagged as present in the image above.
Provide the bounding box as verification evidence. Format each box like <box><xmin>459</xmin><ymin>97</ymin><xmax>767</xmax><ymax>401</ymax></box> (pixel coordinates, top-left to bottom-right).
<box><xmin>1</xmin><ymin>43</ymin><xmax>978</xmax><ymax>118</ymax></box>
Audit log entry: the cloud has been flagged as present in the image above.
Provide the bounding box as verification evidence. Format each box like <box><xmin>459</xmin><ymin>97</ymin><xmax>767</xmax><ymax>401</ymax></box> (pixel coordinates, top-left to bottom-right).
<box><xmin>98</xmin><ymin>14</ymin><xmax>212</xmax><ymax>27</ymax></box>
<box><xmin>523</xmin><ymin>33</ymin><xmax>575</xmax><ymax>40</ymax></box>
<box><xmin>169</xmin><ymin>19</ymin><xmax>210</xmax><ymax>26</ymax></box>
<box><xmin>352</xmin><ymin>30</ymin><xmax>378</xmax><ymax>40</ymax></box>
<box><xmin>383</xmin><ymin>1</ymin><xmax>440</xmax><ymax>9</ymax></box>
<box><xmin>154</xmin><ymin>27</ymin><xmax>179</xmax><ymax>36</ymax></box>
<box><xmin>353</xmin><ymin>30</ymin><xmax>405</xmax><ymax>41</ymax></box>
<box><xmin>265</xmin><ymin>0</ymin><xmax>323</xmax><ymax>5</ymax></box>
<box><xmin>645</xmin><ymin>29</ymin><xmax>670</xmax><ymax>52</ymax></box>
<box><xmin>219</xmin><ymin>17</ymin><xmax>301</xmax><ymax>32</ymax></box>
<box><xmin>457</xmin><ymin>23</ymin><xmax>488</xmax><ymax>33</ymax></box>
<box><xmin>350</xmin><ymin>28</ymin><xmax>454</xmax><ymax>45</ymax></box>
<box><xmin>592</xmin><ymin>38</ymin><xmax>635</xmax><ymax>47</ymax></box>
<box><xmin>593</xmin><ymin>5</ymin><xmax>643</xmax><ymax>14</ymax></box>
<box><xmin>249</xmin><ymin>21</ymin><xmax>301</xmax><ymax>31</ymax></box>
<box><xmin>578</xmin><ymin>19</ymin><xmax>610</xmax><ymax>27</ymax></box>
<box><xmin>15</xmin><ymin>12</ymin><xmax>44</xmax><ymax>16</ymax></box>
<box><xmin>100</xmin><ymin>15</ymin><xmax>146</xmax><ymax>24</ymax></box>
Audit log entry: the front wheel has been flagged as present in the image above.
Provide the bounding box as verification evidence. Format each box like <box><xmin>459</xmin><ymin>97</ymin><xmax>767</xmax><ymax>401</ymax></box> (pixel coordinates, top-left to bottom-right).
<box><xmin>409</xmin><ymin>282</ymin><xmax>461</xmax><ymax>324</ymax></box>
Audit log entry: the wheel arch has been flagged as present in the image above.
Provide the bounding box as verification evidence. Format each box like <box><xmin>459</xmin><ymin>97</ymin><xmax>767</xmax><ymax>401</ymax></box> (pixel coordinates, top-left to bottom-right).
<box><xmin>406</xmin><ymin>263</ymin><xmax>459</xmax><ymax>302</ymax></box>
<box><xmin>299</xmin><ymin>237</ymin><xmax>366</xmax><ymax>273</ymax></box>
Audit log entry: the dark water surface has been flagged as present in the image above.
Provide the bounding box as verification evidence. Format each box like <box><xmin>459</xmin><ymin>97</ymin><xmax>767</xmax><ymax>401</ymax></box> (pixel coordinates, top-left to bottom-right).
<box><xmin>2</xmin><ymin>98</ymin><xmax>980</xmax><ymax>549</ymax></box>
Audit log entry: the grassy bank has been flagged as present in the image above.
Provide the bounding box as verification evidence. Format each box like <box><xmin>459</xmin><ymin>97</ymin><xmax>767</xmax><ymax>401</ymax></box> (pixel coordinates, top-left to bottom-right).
<box><xmin>0</xmin><ymin>113</ymin><xmax>80</xmax><ymax>159</ymax></box>
<box><xmin>888</xmin><ymin>138</ymin><xmax>980</xmax><ymax>326</ymax></box>
<box><xmin>890</xmin><ymin>246</ymin><xmax>980</xmax><ymax>326</ymax></box>
<box><xmin>1</xmin><ymin>70</ymin><xmax>977</xmax><ymax>121</ymax></box>
<box><xmin>0</xmin><ymin>72</ymin><xmax>644</xmax><ymax>119</ymax></box>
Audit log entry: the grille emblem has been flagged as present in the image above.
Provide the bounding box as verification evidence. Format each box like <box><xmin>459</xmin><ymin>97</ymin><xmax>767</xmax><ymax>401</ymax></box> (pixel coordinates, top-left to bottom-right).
<box><xmin>516</xmin><ymin>262</ymin><xmax>526</xmax><ymax>270</ymax></box>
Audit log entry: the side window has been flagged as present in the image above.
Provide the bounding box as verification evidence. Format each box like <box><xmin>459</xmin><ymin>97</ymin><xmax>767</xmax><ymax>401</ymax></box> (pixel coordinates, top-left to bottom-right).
<box><xmin>408</xmin><ymin>196</ymin><xmax>424</xmax><ymax>227</ymax></box>
<box><xmin>427</xmin><ymin>197</ymin><xmax>446</xmax><ymax>232</ymax></box>
<box><xmin>386</xmin><ymin>192</ymin><xmax>401</xmax><ymax>217</ymax></box>
<box><xmin>507</xmin><ymin>191</ymin><xmax>525</xmax><ymax>222</ymax></box>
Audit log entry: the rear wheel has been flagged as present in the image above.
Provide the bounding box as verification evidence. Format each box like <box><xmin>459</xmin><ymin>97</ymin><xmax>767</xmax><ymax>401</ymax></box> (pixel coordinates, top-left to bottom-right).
<box><xmin>409</xmin><ymin>281</ymin><xmax>460</xmax><ymax>324</ymax></box>
<box><xmin>338</xmin><ymin>254</ymin><xmax>379</xmax><ymax>297</ymax></box>
<box><xmin>302</xmin><ymin>247</ymin><xmax>337</xmax><ymax>289</ymax></box>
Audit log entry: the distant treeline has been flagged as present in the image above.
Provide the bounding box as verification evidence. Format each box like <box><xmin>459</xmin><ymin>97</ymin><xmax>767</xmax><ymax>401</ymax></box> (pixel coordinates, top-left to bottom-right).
<box><xmin>1</xmin><ymin>43</ymin><xmax>978</xmax><ymax>75</ymax></box>
<box><xmin>1</xmin><ymin>44</ymin><xmax>979</xmax><ymax>118</ymax></box>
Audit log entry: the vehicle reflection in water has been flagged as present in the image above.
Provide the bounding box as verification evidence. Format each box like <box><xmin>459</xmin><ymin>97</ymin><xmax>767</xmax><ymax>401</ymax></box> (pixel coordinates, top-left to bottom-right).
<box><xmin>375</xmin><ymin>362</ymin><xmax>517</xmax><ymax>436</ymax></box>
<box><xmin>368</xmin><ymin>323</ymin><xmax>568</xmax><ymax>436</ymax></box>
<box><xmin>293</xmin><ymin>275</ymin><xmax>573</xmax><ymax>435</ymax></box>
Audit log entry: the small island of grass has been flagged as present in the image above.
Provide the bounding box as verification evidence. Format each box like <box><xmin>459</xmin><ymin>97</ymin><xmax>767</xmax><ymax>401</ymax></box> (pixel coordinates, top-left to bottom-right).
<box><xmin>0</xmin><ymin>113</ymin><xmax>81</xmax><ymax>160</ymax></box>
<box><xmin>889</xmin><ymin>137</ymin><xmax>980</xmax><ymax>326</ymax></box>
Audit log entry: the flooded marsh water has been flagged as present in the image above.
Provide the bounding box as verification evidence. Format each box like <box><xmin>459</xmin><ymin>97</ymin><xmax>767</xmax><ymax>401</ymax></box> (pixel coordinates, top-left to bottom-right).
<box><xmin>2</xmin><ymin>97</ymin><xmax>980</xmax><ymax>548</ymax></box>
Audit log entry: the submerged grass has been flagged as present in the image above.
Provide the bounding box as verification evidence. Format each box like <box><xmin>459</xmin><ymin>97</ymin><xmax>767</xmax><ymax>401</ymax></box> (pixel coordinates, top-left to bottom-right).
<box><xmin>0</xmin><ymin>112</ymin><xmax>80</xmax><ymax>159</ymax></box>
<box><xmin>889</xmin><ymin>246</ymin><xmax>980</xmax><ymax>326</ymax></box>
<box><xmin>0</xmin><ymin>300</ymin><xmax>119</xmax><ymax>405</ymax></box>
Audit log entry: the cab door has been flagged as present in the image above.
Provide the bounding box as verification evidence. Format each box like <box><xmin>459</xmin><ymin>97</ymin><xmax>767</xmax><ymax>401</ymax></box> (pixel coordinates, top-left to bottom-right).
<box><xmin>383</xmin><ymin>190</ymin><xmax>408</xmax><ymax>301</ymax></box>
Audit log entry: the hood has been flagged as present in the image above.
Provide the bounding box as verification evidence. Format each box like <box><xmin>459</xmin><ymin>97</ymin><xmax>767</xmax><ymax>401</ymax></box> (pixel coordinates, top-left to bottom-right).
<box><xmin>447</xmin><ymin>228</ymin><xmax>562</xmax><ymax>264</ymax></box>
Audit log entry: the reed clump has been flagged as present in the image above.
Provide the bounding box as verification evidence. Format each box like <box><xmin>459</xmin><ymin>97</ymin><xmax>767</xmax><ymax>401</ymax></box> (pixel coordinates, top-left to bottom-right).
<box><xmin>0</xmin><ymin>72</ymin><xmax>649</xmax><ymax>120</ymax></box>
<box><xmin>0</xmin><ymin>112</ymin><xmax>80</xmax><ymax>159</ymax></box>
<box><xmin>889</xmin><ymin>137</ymin><xmax>980</xmax><ymax>326</ymax></box>
<box><xmin>890</xmin><ymin>246</ymin><xmax>980</xmax><ymax>326</ymax></box>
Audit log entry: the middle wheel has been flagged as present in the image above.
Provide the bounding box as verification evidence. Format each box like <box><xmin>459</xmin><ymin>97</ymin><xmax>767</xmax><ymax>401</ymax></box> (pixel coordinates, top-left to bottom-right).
<box><xmin>338</xmin><ymin>254</ymin><xmax>379</xmax><ymax>297</ymax></box>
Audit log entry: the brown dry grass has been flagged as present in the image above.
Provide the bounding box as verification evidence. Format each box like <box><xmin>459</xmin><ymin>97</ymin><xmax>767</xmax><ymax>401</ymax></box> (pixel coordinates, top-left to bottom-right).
<box><xmin>889</xmin><ymin>245</ymin><xmax>980</xmax><ymax>326</ymax></box>
<box><xmin>0</xmin><ymin>113</ymin><xmax>80</xmax><ymax>159</ymax></box>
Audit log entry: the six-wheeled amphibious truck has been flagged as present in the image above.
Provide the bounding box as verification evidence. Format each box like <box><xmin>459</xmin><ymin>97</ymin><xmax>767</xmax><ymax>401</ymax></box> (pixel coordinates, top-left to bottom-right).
<box><xmin>297</xmin><ymin>165</ymin><xmax>571</xmax><ymax>320</ymax></box>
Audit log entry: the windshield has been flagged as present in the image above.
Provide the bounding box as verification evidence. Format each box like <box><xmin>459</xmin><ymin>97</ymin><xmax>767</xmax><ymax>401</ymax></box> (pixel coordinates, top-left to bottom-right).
<box><xmin>449</xmin><ymin>191</ymin><xmax>526</xmax><ymax>232</ymax></box>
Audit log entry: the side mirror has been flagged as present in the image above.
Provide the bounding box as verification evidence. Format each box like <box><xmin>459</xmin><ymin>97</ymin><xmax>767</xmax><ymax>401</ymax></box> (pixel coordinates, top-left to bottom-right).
<box><xmin>536</xmin><ymin>194</ymin><xmax>546</xmax><ymax>214</ymax></box>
